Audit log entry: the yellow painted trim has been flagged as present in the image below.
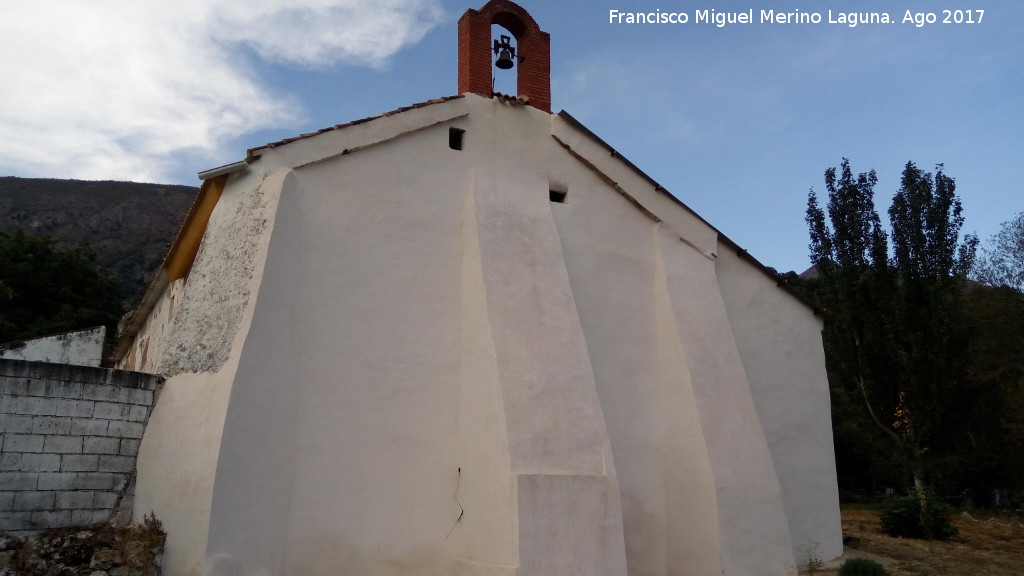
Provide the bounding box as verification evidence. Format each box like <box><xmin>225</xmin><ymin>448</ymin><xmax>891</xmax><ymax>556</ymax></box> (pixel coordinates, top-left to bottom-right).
<box><xmin>165</xmin><ymin>174</ymin><xmax>226</xmax><ymax>281</ymax></box>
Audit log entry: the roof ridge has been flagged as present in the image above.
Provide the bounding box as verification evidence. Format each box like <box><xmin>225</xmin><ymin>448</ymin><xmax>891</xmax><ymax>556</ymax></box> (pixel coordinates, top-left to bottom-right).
<box><xmin>246</xmin><ymin>95</ymin><xmax>465</xmax><ymax>161</ymax></box>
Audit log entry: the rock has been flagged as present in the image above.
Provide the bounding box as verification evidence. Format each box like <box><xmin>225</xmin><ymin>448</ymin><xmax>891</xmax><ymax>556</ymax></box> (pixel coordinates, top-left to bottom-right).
<box><xmin>1</xmin><ymin>517</ymin><xmax>164</xmax><ymax>576</ymax></box>
<box><xmin>960</xmin><ymin>511</ymin><xmax>975</xmax><ymax>521</ymax></box>
<box><xmin>122</xmin><ymin>539</ymin><xmax>152</xmax><ymax>570</ymax></box>
<box><xmin>0</xmin><ymin>536</ymin><xmax>22</xmax><ymax>552</ymax></box>
<box><xmin>90</xmin><ymin>548</ymin><xmax>122</xmax><ymax>570</ymax></box>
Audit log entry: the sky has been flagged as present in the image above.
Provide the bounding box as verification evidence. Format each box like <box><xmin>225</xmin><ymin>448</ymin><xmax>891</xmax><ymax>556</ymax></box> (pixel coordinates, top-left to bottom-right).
<box><xmin>1</xmin><ymin>0</ymin><xmax>1021</xmax><ymax>273</ymax></box>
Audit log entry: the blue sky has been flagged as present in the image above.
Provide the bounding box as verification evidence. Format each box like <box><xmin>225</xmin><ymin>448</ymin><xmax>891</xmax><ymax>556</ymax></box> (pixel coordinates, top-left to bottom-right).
<box><xmin>1</xmin><ymin>1</ymin><xmax>1021</xmax><ymax>273</ymax></box>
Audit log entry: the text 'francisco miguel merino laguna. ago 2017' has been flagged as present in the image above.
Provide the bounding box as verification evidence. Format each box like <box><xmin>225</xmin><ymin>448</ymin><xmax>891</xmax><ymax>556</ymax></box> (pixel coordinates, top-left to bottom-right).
<box><xmin>608</xmin><ymin>8</ymin><xmax>986</xmax><ymax>28</ymax></box>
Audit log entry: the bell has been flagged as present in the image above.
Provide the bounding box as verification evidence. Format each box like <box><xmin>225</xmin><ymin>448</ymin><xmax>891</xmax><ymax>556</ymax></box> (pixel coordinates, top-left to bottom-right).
<box><xmin>495</xmin><ymin>48</ymin><xmax>515</xmax><ymax>70</ymax></box>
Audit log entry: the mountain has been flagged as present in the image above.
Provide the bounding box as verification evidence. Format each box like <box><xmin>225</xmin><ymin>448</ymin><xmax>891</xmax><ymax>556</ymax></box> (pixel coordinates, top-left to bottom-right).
<box><xmin>0</xmin><ymin>176</ymin><xmax>197</xmax><ymax>307</ymax></box>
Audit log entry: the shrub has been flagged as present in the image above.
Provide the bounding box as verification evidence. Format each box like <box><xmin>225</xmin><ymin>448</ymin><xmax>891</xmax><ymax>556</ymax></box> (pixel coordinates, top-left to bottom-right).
<box><xmin>879</xmin><ymin>495</ymin><xmax>958</xmax><ymax>540</ymax></box>
<box><xmin>838</xmin><ymin>557</ymin><xmax>890</xmax><ymax>576</ymax></box>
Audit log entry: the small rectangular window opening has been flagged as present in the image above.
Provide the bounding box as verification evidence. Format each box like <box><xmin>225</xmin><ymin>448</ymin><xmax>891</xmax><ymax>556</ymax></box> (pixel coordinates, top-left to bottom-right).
<box><xmin>549</xmin><ymin>189</ymin><xmax>567</xmax><ymax>203</ymax></box>
<box><xmin>449</xmin><ymin>128</ymin><xmax>465</xmax><ymax>150</ymax></box>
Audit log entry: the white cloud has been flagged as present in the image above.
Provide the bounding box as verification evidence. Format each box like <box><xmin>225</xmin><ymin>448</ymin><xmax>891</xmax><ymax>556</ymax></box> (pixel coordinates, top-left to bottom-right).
<box><xmin>0</xmin><ymin>0</ymin><xmax>444</xmax><ymax>183</ymax></box>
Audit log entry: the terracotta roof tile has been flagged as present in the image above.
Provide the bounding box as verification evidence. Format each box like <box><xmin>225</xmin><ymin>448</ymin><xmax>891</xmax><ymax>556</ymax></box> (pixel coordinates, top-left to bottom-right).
<box><xmin>246</xmin><ymin>95</ymin><xmax>465</xmax><ymax>161</ymax></box>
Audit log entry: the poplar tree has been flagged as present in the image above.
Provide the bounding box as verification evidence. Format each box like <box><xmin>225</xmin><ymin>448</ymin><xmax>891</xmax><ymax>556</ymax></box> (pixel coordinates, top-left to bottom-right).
<box><xmin>806</xmin><ymin>160</ymin><xmax>978</xmax><ymax>512</ymax></box>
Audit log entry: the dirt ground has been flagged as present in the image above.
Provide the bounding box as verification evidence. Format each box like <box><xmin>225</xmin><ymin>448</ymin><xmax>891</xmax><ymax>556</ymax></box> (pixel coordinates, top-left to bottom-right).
<box><xmin>808</xmin><ymin>506</ymin><xmax>1024</xmax><ymax>575</ymax></box>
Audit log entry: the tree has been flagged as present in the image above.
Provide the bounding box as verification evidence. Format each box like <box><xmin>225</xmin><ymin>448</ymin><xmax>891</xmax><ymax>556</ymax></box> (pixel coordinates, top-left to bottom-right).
<box><xmin>806</xmin><ymin>160</ymin><xmax>978</xmax><ymax>513</ymax></box>
<box><xmin>0</xmin><ymin>230</ymin><xmax>125</xmax><ymax>344</ymax></box>
<box><xmin>958</xmin><ymin>284</ymin><xmax>1024</xmax><ymax>501</ymax></box>
<box><xmin>973</xmin><ymin>210</ymin><xmax>1024</xmax><ymax>293</ymax></box>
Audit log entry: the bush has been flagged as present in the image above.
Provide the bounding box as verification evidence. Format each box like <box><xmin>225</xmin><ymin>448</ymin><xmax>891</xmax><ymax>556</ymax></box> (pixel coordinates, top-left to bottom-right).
<box><xmin>838</xmin><ymin>557</ymin><xmax>890</xmax><ymax>576</ymax></box>
<box><xmin>879</xmin><ymin>495</ymin><xmax>958</xmax><ymax>540</ymax></box>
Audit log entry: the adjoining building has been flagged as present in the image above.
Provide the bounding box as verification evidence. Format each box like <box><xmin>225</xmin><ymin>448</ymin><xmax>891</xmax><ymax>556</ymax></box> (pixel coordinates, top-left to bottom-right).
<box><xmin>111</xmin><ymin>2</ymin><xmax>842</xmax><ymax>574</ymax></box>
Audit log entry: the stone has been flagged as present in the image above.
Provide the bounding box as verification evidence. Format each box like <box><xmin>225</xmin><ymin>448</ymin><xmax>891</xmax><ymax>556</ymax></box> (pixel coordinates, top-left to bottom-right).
<box><xmin>89</xmin><ymin>547</ymin><xmax>121</xmax><ymax>570</ymax></box>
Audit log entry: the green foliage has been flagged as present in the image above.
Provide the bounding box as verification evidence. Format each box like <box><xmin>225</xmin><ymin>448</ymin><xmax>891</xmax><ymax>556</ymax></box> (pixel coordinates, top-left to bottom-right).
<box><xmin>805</xmin><ymin>159</ymin><xmax>979</xmax><ymax>494</ymax></box>
<box><xmin>973</xmin><ymin>210</ymin><xmax>1024</xmax><ymax>292</ymax></box>
<box><xmin>955</xmin><ymin>284</ymin><xmax>1024</xmax><ymax>496</ymax></box>
<box><xmin>838</xmin><ymin>557</ymin><xmax>890</xmax><ymax>576</ymax></box>
<box><xmin>879</xmin><ymin>495</ymin><xmax>958</xmax><ymax>540</ymax></box>
<box><xmin>0</xmin><ymin>229</ymin><xmax>124</xmax><ymax>343</ymax></box>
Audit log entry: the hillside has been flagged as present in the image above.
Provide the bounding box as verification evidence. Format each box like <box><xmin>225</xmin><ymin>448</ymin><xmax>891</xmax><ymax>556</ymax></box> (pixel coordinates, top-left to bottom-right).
<box><xmin>0</xmin><ymin>176</ymin><xmax>197</xmax><ymax>307</ymax></box>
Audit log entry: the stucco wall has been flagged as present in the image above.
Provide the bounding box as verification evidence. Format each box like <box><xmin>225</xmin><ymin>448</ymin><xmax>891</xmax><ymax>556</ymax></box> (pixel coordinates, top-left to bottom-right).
<box><xmin>0</xmin><ymin>327</ymin><xmax>106</xmax><ymax>368</ymax></box>
<box><xmin>548</xmin><ymin>166</ymin><xmax>727</xmax><ymax>575</ymax></box>
<box><xmin>117</xmin><ymin>278</ymin><xmax>187</xmax><ymax>373</ymax></box>
<box><xmin>715</xmin><ymin>247</ymin><xmax>844</xmax><ymax>562</ymax></box>
<box><xmin>131</xmin><ymin>169</ymin><xmax>286</xmax><ymax>576</ymax></box>
<box><xmin>134</xmin><ymin>94</ymin><xmax>839</xmax><ymax>576</ymax></box>
<box><xmin>0</xmin><ymin>359</ymin><xmax>160</xmax><ymax>535</ymax></box>
<box><xmin>158</xmin><ymin>173</ymin><xmax>272</xmax><ymax>377</ymax></box>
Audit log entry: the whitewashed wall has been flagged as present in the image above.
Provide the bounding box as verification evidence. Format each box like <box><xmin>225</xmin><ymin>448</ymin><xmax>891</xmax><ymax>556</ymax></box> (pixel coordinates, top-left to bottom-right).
<box><xmin>130</xmin><ymin>94</ymin><xmax>840</xmax><ymax>576</ymax></box>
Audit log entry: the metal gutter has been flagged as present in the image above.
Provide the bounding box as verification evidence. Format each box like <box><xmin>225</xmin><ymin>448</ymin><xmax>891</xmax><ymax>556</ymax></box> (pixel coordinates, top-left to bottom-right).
<box><xmin>198</xmin><ymin>159</ymin><xmax>249</xmax><ymax>181</ymax></box>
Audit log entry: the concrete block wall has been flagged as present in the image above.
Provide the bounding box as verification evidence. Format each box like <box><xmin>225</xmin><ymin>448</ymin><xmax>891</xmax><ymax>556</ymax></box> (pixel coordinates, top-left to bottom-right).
<box><xmin>0</xmin><ymin>359</ymin><xmax>162</xmax><ymax>534</ymax></box>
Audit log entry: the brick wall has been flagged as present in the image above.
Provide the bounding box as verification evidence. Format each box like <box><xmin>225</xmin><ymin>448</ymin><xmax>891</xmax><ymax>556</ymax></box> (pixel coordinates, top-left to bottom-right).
<box><xmin>458</xmin><ymin>0</ymin><xmax>551</xmax><ymax>113</ymax></box>
<box><xmin>0</xmin><ymin>359</ymin><xmax>161</xmax><ymax>534</ymax></box>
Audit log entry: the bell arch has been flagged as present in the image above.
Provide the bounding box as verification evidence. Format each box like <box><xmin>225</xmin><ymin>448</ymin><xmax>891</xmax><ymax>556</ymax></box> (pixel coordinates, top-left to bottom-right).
<box><xmin>458</xmin><ymin>0</ymin><xmax>551</xmax><ymax>113</ymax></box>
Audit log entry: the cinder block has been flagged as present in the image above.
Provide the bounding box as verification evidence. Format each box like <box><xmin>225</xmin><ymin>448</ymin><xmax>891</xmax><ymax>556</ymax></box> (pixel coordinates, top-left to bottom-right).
<box><xmin>125</xmin><ymin>388</ymin><xmax>154</xmax><ymax>405</ymax></box>
<box><xmin>0</xmin><ymin>414</ymin><xmax>33</xmax><ymax>434</ymax></box>
<box><xmin>60</xmin><ymin>454</ymin><xmax>99</xmax><ymax>472</ymax></box>
<box><xmin>0</xmin><ymin>452</ymin><xmax>20</xmax><ymax>471</ymax></box>
<box><xmin>112</xmin><ymin>475</ymin><xmax>127</xmax><ymax>492</ymax></box>
<box><xmin>13</xmin><ymin>490</ymin><xmax>55</xmax><ymax>511</ymax></box>
<box><xmin>107</xmin><ymin>421</ymin><xmax>144</xmax><ymax>439</ymax></box>
<box><xmin>44</xmin><ymin>381</ymin><xmax>81</xmax><ymax>398</ymax></box>
<box><xmin>54</xmin><ymin>399</ymin><xmax>95</xmax><ymax>418</ymax></box>
<box><xmin>93</xmin><ymin>402</ymin><xmax>131</xmax><ymax>420</ymax></box>
<box><xmin>11</xmin><ymin>396</ymin><xmax>56</xmax><ymax>417</ymax></box>
<box><xmin>0</xmin><ymin>511</ymin><xmax>33</xmax><ymax>530</ymax></box>
<box><xmin>92</xmin><ymin>491</ymin><xmax>119</xmax><ymax>509</ymax></box>
<box><xmin>0</xmin><ymin>472</ymin><xmax>38</xmax><ymax>490</ymax></box>
<box><xmin>90</xmin><ymin>508</ymin><xmax>112</xmax><ymax>524</ymax></box>
<box><xmin>81</xmin><ymin>384</ymin><xmax>120</xmax><ymax>402</ymax></box>
<box><xmin>31</xmin><ymin>509</ymin><xmax>71</xmax><ymax>528</ymax></box>
<box><xmin>127</xmin><ymin>405</ymin><xmax>150</xmax><ymax>422</ymax></box>
<box><xmin>3</xmin><ymin>434</ymin><xmax>45</xmax><ymax>452</ymax></box>
<box><xmin>19</xmin><ymin>453</ymin><xmax>61</xmax><ymax>472</ymax></box>
<box><xmin>72</xmin><ymin>508</ymin><xmax>108</xmax><ymax>525</ymax></box>
<box><xmin>43</xmin><ymin>435</ymin><xmax>83</xmax><ymax>454</ymax></box>
<box><xmin>98</xmin><ymin>455</ymin><xmax>135</xmax><ymax>473</ymax></box>
<box><xmin>55</xmin><ymin>491</ymin><xmax>94</xmax><ymax>509</ymax></box>
<box><xmin>36</xmin><ymin>472</ymin><xmax>78</xmax><ymax>491</ymax></box>
<box><xmin>32</xmin><ymin>417</ymin><xmax>73</xmax><ymax>435</ymax></box>
<box><xmin>83</xmin><ymin>436</ymin><xmax>120</xmax><ymax>454</ymax></box>
<box><xmin>71</xmin><ymin>509</ymin><xmax>93</xmax><ymax>525</ymax></box>
<box><xmin>77</xmin><ymin>472</ymin><xmax>114</xmax><ymax>490</ymax></box>
<box><xmin>70</xmin><ymin>418</ymin><xmax>109</xmax><ymax>436</ymax></box>
<box><xmin>53</xmin><ymin>381</ymin><xmax>83</xmax><ymax>399</ymax></box>
<box><xmin>0</xmin><ymin>491</ymin><xmax>14</xmax><ymax>511</ymax></box>
<box><xmin>4</xmin><ymin>377</ymin><xmax>31</xmax><ymax>395</ymax></box>
<box><xmin>27</xmin><ymin>379</ymin><xmax>49</xmax><ymax>396</ymax></box>
<box><xmin>119</xmin><ymin>439</ymin><xmax>141</xmax><ymax>457</ymax></box>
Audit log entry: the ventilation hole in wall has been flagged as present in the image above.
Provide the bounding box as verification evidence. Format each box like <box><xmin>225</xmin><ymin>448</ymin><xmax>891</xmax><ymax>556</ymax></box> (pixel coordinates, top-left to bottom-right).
<box><xmin>549</xmin><ymin>189</ymin><xmax>568</xmax><ymax>204</ymax></box>
<box><xmin>449</xmin><ymin>128</ymin><xmax>465</xmax><ymax>150</ymax></box>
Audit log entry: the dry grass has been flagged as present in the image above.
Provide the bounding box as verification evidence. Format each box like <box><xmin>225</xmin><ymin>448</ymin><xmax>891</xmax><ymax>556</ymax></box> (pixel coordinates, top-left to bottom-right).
<box><xmin>813</xmin><ymin>506</ymin><xmax>1024</xmax><ymax>575</ymax></box>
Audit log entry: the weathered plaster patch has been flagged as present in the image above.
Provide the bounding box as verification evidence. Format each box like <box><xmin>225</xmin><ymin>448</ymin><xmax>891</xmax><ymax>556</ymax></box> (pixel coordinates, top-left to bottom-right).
<box><xmin>159</xmin><ymin>178</ymin><xmax>269</xmax><ymax>376</ymax></box>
